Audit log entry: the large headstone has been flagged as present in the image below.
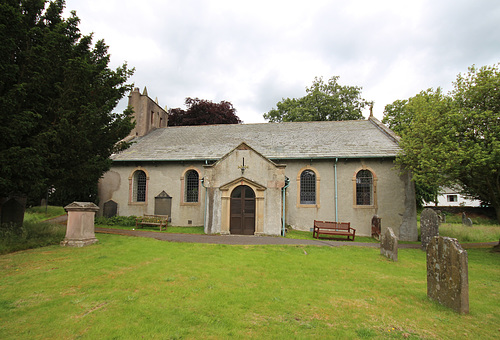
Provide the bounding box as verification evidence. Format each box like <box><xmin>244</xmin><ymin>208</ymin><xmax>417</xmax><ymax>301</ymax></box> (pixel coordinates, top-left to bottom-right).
<box><xmin>426</xmin><ymin>236</ymin><xmax>469</xmax><ymax>314</ymax></box>
<box><xmin>420</xmin><ymin>208</ymin><xmax>440</xmax><ymax>250</ymax></box>
<box><xmin>61</xmin><ymin>202</ymin><xmax>99</xmax><ymax>247</ymax></box>
<box><xmin>380</xmin><ymin>227</ymin><xmax>398</xmax><ymax>261</ymax></box>
<box><xmin>103</xmin><ymin>200</ymin><xmax>118</xmax><ymax>218</ymax></box>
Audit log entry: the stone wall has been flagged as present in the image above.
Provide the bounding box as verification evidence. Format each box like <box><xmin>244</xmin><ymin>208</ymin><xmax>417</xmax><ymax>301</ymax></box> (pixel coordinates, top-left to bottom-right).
<box><xmin>99</xmin><ymin>155</ymin><xmax>418</xmax><ymax>240</ymax></box>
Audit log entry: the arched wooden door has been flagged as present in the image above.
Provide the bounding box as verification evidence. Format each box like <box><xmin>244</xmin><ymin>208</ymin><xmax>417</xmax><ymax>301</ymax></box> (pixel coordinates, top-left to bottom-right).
<box><xmin>230</xmin><ymin>185</ymin><xmax>255</xmax><ymax>235</ymax></box>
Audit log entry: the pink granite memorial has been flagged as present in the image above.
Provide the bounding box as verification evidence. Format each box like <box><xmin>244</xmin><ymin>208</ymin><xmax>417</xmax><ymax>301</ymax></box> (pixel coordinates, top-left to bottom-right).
<box><xmin>60</xmin><ymin>202</ymin><xmax>99</xmax><ymax>247</ymax></box>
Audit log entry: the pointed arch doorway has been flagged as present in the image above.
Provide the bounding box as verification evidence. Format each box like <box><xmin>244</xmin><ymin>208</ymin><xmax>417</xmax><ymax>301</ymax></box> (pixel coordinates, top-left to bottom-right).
<box><xmin>230</xmin><ymin>185</ymin><xmax>255</xmax><ymax>235</ymax></box>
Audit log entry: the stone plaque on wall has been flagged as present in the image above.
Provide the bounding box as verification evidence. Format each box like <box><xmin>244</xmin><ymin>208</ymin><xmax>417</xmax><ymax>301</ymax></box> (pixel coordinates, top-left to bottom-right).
<box><xmin>155</xmin><ymin>191</ymin><xmax>172</xmax><ymax>217</ymax></box>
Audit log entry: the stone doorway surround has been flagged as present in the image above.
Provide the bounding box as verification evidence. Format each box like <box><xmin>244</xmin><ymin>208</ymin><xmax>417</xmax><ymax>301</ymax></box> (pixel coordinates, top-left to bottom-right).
<box><xmin>220</xmin><ymin>177</ymin><xmax>266</xmax><ymax>235</ymax></box>
<box><xmin>203</xmin><ymin>142</ymin><xmax>286</xmax><ymax>236</ymax></box>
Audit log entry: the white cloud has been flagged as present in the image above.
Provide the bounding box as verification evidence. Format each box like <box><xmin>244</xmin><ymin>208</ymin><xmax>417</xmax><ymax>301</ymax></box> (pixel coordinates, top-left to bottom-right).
<box><xmin>64</xmin><ymin>0</ymin><xmax>500</xmax><ymax>122</ymax></box>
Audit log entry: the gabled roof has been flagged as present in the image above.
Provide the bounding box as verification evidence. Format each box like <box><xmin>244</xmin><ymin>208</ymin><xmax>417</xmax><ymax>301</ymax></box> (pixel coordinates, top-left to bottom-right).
<box><xmin>112</xmin><ymin>117</ymin><xmax>401</xmax><ymax>162</ymax></box>
<box><xmin>209</xmin><ymin>142</ymin><xmax>285</xmax><ymax>169</ymax></box>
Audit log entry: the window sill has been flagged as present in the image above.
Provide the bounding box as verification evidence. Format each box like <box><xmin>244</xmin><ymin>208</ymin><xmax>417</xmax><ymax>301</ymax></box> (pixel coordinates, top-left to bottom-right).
<box><xmin>180</xmin><ymin>202</ymin><xmax>201</xmax><ymax>207</ymax></box>
<box><xmin>353</xmin><ymin>205</ymin><xmax>376</xmax><ymax>209</ymax></box>
<box><xmin>297</xmin><ymin>203</ymin><xmax>320</xmax><ymax>208</ymax></box>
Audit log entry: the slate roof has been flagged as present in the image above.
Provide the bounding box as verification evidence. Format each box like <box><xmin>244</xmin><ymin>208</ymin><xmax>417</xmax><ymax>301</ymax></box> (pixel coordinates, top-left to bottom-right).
<box><xmin>112</xmin><ymin>118</ymin><xmax>401</xmax><ymax>162</ymax></box>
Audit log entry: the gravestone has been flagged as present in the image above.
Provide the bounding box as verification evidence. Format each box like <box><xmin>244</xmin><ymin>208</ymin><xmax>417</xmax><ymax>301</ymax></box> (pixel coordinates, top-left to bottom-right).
<box><xmin>380</xmin><ymin>227</ymin><xmax>398</xmax><ymax>261</ymax></box>
<box><xmin>103</xmin><ymin>200</ymin><xmax>118</xmax><ymax>218</ymax></box>
<box><xmin>420</xmin><ymin>208</ymin><xmax>439</xmax><ymax>250</ymax></box>
<box><xmin>371</xmin><ymin>215</ymin><xmax>381</xmax><ymax>239</ymax></box>
<box><xmin>427</xmin><ymin>236</ymin><xmax>469</xmax><ymax>314</ymax></box>
<box><xmin>0</xmin><ymin>195</ymin><xmax>27</xmax><ymax>227</ymax></box>
<box><xmin>61</xmin><ymin>202</ymin><xmax>99</xmax><ymax>247</ymax></box>
<box><xmin>435</xmin><ymin>210</ymin><xmax>445</xmax><ymax>223</ymax></box>
<box><xmin>462</xmin><ymin>212</ymin><xmax>473</xmax><ymax>227</ymax></box>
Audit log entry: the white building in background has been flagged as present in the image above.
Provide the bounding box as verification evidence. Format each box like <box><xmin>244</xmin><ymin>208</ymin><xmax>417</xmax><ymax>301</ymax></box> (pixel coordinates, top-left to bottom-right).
<box><xmin>425</xmin><ymin>187</ymin><xmax>482</xmax><ymax>207</ymax></box>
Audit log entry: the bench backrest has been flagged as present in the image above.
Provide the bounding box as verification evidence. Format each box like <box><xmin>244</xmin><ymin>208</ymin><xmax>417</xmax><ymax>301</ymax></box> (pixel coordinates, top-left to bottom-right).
<box><xmin>141</xmin><ymin>215</ymin><xmax>168</xmax><ymax>223</ymax></box>
<box><xmin>314</xmin><ymin>220</ymin><xmax>350</xmax><ymax>230</ymax></box>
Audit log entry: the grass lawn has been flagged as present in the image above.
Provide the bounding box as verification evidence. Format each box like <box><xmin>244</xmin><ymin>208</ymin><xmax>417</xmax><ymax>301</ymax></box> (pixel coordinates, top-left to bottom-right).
<box><xmin>98</xmin><ymin>224</ymin><xmax>206</xmax><ymax>235</ymax></box>
<box><xmin>99</xmin><ymin>222</ymin><xmax>500</xmax><ymax>245</ymax></box>
<box><xmin>24</xmin><ymin>206</ymin><xmax>66</xmax><ymax>223</ymax></box>
<box><xmin>0</xmin><ymin>234</ymin><xmax>498</xmax><ymax>339</ymax></box>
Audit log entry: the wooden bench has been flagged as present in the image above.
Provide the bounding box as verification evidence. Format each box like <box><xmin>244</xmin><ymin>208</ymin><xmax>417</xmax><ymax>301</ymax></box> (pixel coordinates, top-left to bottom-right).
<box><xmin>135</xmin><ymin>215</ymin><xmax>168</xmax><ymax>231</ymax></box>
<box><xmin>313</xmin><ymin>220</ymin><xmax>356</xmax><ymax>241</ymax></box>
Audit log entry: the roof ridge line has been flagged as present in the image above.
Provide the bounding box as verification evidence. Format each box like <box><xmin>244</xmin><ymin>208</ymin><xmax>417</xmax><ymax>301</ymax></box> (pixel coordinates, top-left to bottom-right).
<box><xmin>368</xmin><ymin>116</ymin><xmax>400</xmax><ymax>145</ymax></box>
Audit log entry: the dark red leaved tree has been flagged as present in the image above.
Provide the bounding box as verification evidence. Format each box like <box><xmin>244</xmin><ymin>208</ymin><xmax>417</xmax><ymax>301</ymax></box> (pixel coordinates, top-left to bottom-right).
<box><xmin>168</xmin><ymin>98</ymin><xmax>241</xmax><ymax>126</ymax></box>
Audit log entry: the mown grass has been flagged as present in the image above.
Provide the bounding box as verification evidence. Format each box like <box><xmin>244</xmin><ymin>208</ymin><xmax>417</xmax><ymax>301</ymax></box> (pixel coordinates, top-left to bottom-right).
<box><xmin>24</xmin><ymin>205</ymin><xmax>66</xmax><ymax>223</ymax></box>
<box><xmin>0</xmin><ymin>234</ymin><xmax>498</xmax><ymax>339</ymax></box>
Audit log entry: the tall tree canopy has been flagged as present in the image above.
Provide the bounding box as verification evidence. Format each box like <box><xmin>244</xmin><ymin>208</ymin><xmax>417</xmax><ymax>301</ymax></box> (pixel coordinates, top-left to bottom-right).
<box><xmin>263</xmin><ymin>76</ymin><xmax>371</xmax><ymax>122</ymax></box>
<box><xmin>0</xmin><ymin>0</ymin><xmax>134</xmax><ymax>205</ymax></box>
<box><xmin>385</xmin><ymin>64</ymin><xmax>500</xmax><ymax>221</ymax></box>
<box><xmin>168</xmin><ymin>97</ymin><xmax>241</xmax><ymax>126</ymax></box>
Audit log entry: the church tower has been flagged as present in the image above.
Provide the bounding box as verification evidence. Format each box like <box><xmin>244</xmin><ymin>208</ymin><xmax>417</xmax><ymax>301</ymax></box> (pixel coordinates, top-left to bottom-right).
<box><xmin>128</xmin><ymin>87</ymin><xmax>168</xmax><ymax>137</ymax></box>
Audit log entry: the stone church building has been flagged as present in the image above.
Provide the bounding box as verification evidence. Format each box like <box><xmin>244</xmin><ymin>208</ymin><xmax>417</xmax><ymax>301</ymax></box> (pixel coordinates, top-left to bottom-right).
<box><xmin>98</xmin><ymin>88</ymin><xmax>418</xmax><ymax>241</ymax></box>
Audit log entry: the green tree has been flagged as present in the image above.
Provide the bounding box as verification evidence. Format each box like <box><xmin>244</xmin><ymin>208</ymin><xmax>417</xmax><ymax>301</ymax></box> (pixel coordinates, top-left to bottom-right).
<box><xmin>395</xmin><ymin>64</ymin><xmax>500</xmax><ymax>221</ymax></box>
<box><xmin>0</xmin><ymin>0</ymin><xmax>134</xmax><ymax>206</ymax></box>
<box><xmin>382</xmin><ymin>99</ymin><xmax>410</xmax><ymax>135</ymax></box>
<box><xmin>263</xmin><ymin>76</ymin><xmax>371</xmax><ymax>122</ymax></box>
<box><xmin>382</xmin><ymin>94</ymin><xmax>441</xmax><ymax>207</ymax></box>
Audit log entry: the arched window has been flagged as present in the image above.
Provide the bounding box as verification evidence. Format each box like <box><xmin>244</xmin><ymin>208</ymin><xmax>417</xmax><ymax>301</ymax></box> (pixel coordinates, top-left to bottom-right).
<box><xmin>300</xmin><ymin>170</ymin><xmax>316</xmax><ymax>204</ymax></box>
<box><xmin>133</xmin><ymin>170</ymin><xmax>147</xmax><ymax>202</ymax></box>
<box><xmin>185</xmin><ymin>170</ymin><xmax>199</xmax><ymax>203</ymax></box>
<box><xmin>356</xmin><ymin>170</ymin><xmax>373</xmax><ymax>205</ymax></box>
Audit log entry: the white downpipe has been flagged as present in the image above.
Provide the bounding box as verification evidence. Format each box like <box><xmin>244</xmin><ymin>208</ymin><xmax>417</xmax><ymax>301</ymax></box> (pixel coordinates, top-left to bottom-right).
<box><xmin>201</xmin><ymin>177</ymin><xmax>208</xmax><ymax>233</ymax></box>
<box><xmin>335</xmin><ymin>158</ymin><xmax>338</xmax><ymax>222</ymax></box>
<box><xmin>281</xmin><ymin>177</ymin><xmax>290</xmax><ymax>236</ymax></box>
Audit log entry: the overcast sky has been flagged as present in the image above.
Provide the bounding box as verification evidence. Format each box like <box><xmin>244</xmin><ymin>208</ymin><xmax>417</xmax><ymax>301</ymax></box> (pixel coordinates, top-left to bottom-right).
<box><xmin>64</xmin><ymin>0</ymin><xmax>499</xmax><ymax>123</ymax></box>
